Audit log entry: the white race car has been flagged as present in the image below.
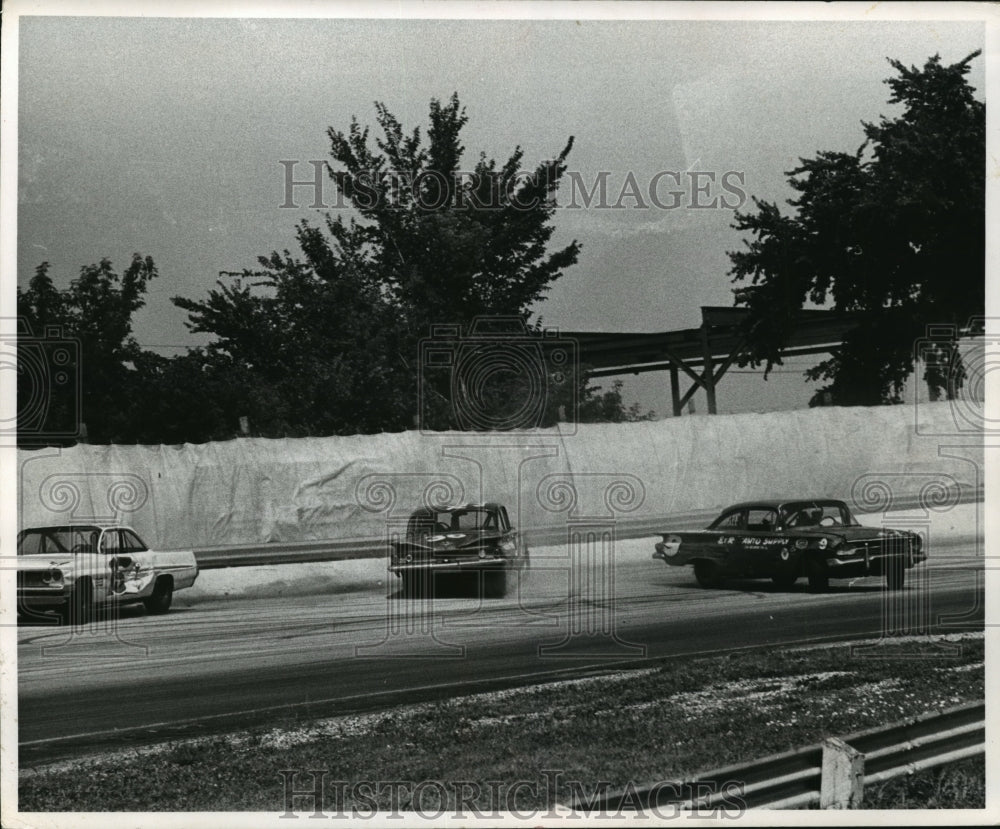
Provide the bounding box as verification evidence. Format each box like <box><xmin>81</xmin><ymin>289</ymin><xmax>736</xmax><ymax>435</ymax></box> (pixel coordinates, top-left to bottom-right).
<box><xmin>17</xmin><ymin>524</ymin><xmax>199</xmax><ymax>622</ymax></box>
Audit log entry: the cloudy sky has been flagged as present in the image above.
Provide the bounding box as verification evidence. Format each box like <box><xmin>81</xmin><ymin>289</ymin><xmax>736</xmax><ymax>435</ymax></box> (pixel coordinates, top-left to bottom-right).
<box><xmin>9</xmin><ymin>3</ymin><xmax>990</xmax><ymax>416</ymax></box>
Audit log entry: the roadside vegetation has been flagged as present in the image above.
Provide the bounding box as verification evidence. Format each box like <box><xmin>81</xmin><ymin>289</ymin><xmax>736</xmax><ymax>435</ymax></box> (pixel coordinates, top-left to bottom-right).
<box><xmin>20</xmin><ymin>633</ymin><xmax>983</xmax><ymax>813</ymax></box>
<box><xmin>18</xmin><ymin>53</ymin><xmax>983</xmax><ymax>445</ymax></box>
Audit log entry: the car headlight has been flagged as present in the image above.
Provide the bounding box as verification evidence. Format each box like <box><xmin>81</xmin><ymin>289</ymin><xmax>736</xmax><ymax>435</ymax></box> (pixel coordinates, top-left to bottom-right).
<box><xmin>43</xmin><ymin>568</ymin><xmax>64</xmax><ymax>585</ymax></box>
<box><xmin>499</xmin><ymin>540</ymin><xmax>516</xmax><ymax>553</ymax></box>
<box><xmin>658</xmin><ymin>535</ymin><xmax>681</xmax><ymax>557</ymax></box>
<box><xmin>794</xmin><ymin>539</ymin><xmax>808</xmax><ymax>550</ymax></box>
<box><xmin>818</xmin><ymin>538</ymin><xmax>829</xmax><ymax>550</ymax></box>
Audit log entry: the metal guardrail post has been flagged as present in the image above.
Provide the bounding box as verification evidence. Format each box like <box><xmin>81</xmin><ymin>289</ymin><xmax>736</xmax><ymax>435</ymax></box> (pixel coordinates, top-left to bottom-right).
<box><xmin>820</xmin><ymin>737</ymin><xmax>864</xmax><ymax>808</ymax></box>
<box><xmin>558</xmin><ymin>701</ymin><xmax>983</xmax><ymax>813</ymax></box>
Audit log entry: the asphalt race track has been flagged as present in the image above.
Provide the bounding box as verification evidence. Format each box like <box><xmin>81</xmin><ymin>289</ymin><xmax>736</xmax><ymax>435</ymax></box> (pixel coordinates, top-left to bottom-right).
<box><xmin>18</xmin><ymin>536</ymin><xmax>984</xmax><ymax>766</ymax></box>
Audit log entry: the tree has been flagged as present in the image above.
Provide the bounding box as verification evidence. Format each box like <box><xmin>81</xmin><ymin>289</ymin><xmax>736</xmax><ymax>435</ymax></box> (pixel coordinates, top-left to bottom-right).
<box><xmin>17</xmin><ymin>256</ymin><xmax>158</xmax><ymax>444</ymax></box>
<box><xmin>578</xmin><ymin>379</ymin><xmax>656</xmax><ymax>423</ymax></box>
<box><xmin>174</xmin><ymin>93</ymin><xmax>583</xmax><ymax>434</ymax></box>
<box><xmin>728</xmin><ymin>52</ymin><xmax>984</xmax><ymax>406</ymax></box>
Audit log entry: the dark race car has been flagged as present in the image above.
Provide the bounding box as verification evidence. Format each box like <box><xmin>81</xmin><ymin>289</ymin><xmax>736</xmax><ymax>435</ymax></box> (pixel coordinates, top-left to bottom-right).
<box><xmin>652</xmin><ymin>499</ymin><xmax>924</xmax><ymax>592</ymax></box>
<box><xmin>389</xmin><ymin>502</ymin><xmax>529</xmax><ymax>598</ymax></box>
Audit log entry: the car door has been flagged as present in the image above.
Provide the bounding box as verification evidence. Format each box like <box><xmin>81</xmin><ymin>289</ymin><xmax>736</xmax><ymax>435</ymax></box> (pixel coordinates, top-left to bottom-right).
<box><xmin>710</xmin><ymin>508</ymin><xmax>747</xmax><ymax>568</ymax></box>
<box><xmin>733</xmin><ymin>507</ymin><xmax>783</xmax><ymax>573</ymax></box>
<box><xmin>100</xmin><ymin>528</ymin><xmax>124</xmax><ymax>599</ymax></box>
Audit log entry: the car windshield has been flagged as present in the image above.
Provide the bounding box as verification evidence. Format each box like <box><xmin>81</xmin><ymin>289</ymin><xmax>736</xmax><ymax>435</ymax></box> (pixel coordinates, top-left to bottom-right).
<box><xmin>781</xmin><ymin>502</ymin><xmax>857</xmax><ymax>528</ymax></box>
<box><xmin>709</xmin><ymin>506</ymin><xmax>779</xmax><ymax>529</ymax></box>
<box><xmin>408</xmin><ymin>508</ymin><xmax>497</xmax><ymax>536</ymax></box>
<box><xmin>17</xmin><ymin>527</ymin><xmax>99</xmax><ymax>555</ymax></box>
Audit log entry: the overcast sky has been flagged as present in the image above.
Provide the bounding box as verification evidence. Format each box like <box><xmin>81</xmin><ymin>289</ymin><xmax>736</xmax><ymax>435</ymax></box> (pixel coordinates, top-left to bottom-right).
<box><xmin>10</xmin><ymin>5</ymin><xmax>989</xmax><ymax>417</ymax></box>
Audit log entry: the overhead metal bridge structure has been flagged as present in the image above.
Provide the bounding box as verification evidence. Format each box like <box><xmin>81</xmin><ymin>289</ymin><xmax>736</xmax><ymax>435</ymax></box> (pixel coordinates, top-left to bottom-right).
<box><xmin>561</xmin><ymin>306</ymin><xmax>867</xmax><ymax>416</ymax></box>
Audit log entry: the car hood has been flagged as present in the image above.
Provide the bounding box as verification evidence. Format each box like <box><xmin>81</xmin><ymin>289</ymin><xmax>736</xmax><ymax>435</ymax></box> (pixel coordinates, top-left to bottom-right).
<box><xmin>400</xmin><ymin>530</ymin><xmax>503</xmax><ymax>551</ymax></box>
<box><xmin>792</xmin><ymin>526</ymin><xmax>914</xmax><ymax>543</ymax></box>
<box><xmin>17</xmin><ymin>554</ymin><xmax>75</xmax><ymax>571</ymax></box>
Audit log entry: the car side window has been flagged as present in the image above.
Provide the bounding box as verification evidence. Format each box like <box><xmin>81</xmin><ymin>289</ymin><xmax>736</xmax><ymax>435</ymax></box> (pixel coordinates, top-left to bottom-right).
<box><xmin>18</xmin><ymin>532</ymin><xmax>42</xmax><ymax>555</ymax></box>
<box><xmin>820</xmin><ymin>505</ymin><xmax>843</xmax><ymax>527</ymax></box>
<box><xmin>101</xmin><ymin>530</ymin><xmax>121</xmax><ymax>555</ymax></box>
<box><xmin>789</xmin><ymin>510</ymin><xmax>812</xmax><ymax>527</ymax></box>
<box><xmin>714</xmin><ymin>510</ymin><xmax>745</xmax><ymax>530</ymax></box>
<box><xmin>747</xmin><ymin>509</ymin><xmax>778</xmax><ymax>531</ymax></box>
<box><xmin>121</xmin><ymin>530</ymin><xmax>147</xmax><ymax>553</ymax></box>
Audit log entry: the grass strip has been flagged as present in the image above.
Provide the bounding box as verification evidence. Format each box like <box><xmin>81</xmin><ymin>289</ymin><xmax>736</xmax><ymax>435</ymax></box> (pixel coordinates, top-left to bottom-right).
<box><xmin>20</xmin><ymin>633</ymin><xmax>984</xmax><ymax>812</ymax></box>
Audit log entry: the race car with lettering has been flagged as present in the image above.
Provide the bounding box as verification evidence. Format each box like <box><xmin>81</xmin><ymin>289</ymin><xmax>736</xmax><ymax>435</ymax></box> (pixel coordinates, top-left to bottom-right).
<box><xmin>652</xmin><ymin>499</ymin><xmax>924</xmax><ymax>591</ymax></box>
<box><xmin>389</xmin><ymin>503</ymin><xmax>529</xmax><ymax>598</ymax></box>
<box><xmin>17</xmin><ymin>524</ymin><xmax>199</xmax><ymax>622</ymax></box>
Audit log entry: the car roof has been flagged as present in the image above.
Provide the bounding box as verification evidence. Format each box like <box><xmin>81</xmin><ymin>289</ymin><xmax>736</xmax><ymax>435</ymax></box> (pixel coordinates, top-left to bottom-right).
<box><xmin>409</xmin><ymin>503</ymin><xmax>503</xmax><ymax>516</ymax></box>
<box><xmin>721</xmin><ymin>499</ymin><xmax>848</xmax><ymax>512</ymax></box>
<box><xmin>19</xmin><ymin>524</ymin><xmax>135</xmax><ymax>534</ymax></box>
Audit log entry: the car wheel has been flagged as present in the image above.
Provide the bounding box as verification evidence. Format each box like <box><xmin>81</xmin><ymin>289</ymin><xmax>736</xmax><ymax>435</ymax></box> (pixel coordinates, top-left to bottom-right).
<box><xmin>771</xmin><ymin>572</ymin><xmax>798</xmax><ymax>589</ymax></box>
<box><xmin>693</xmin><ymin>561</ymin><xmax>725</xmax><ymax>589</ymax></box>
<box><xmin>143</xmin><ymin>577</ymin><xmax>174</xmax><ymax>615</ymax></box>
<box><xmin>62</xmin><ymin>580</ymin><xmax>94</xmax><ymax>626</ymax></box>
<box><xmin>885</xmin><ymin>560</ymin><xmax>906</xmax><ymax>591</ymax></box>
<box><xmin>484</xmin><ymin>570</ymin><xmax>508</xmax><ymax>599</ymax></box>
<box><xmin>806</xmin><ymin>560</ymin><xmax>829</xmax><ymax>593</ymax></box>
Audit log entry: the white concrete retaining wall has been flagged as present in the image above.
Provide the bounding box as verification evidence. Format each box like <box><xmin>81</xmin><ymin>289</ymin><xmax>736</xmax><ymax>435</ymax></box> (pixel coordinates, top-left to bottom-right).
<box><xmin>17</xmin><ymin>402</ymin><xmax>981</xmax><ymax>550</ymax></box>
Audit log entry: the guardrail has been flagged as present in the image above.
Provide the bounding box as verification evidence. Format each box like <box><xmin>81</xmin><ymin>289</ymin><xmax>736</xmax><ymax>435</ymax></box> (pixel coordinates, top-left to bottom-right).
<box><xmin>560</xmin><ymin>700</ymin><xmax>984</xmax><ymax>812</ymax></box>
<box><xmin>191</xmin><ymin>488</ymin><xmax>983</xmax><ymax>569</ymax></box>
<box><xmin>192</xmin><ymin>509</ymin><xmax>720</xmax><ymax>569</ymax></box>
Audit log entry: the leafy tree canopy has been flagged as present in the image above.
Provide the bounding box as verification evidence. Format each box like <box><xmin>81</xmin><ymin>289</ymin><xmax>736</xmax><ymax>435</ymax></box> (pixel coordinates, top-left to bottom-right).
<box><xmin>729</xmin><ymin>51</ymin><xmax>984</xmax><ymax>406</ymax></box>
<box><xmin>20</xmin><ymin>95</ymin><xmax>648</xmax><ymax>445</ymax></box>
<box><xmin>174</xmin><ymin>93</ymin><xmax>587</xmax><ymax>434</ymax></box>
<box><xmin>17</xmin><ymin>256</ymin><xmax>157</xmax><ymax>444</ymax></box>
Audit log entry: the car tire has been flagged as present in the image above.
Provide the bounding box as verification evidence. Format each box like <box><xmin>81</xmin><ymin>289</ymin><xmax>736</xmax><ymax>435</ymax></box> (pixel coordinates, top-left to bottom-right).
<box><xmin>143</xmin><ymin>577</ymin><xmax>174</xmax><ymax>615</ymax></box>
<box><xmin>771</xmin><ymin>572</ymin><xmax>798</xmax><ymax>589</ymax></box>
<box><xmin>806</xmin><ymin>560</ymin><xmax>829</xmax><ymax>593</ymax></box>
<box><xmin>62</xmin><ymin>580</ymin><xmax>94</xmax><ymax>626</ymax></box>
<box><xmin>885</xmin><ymin>560</ymin><xmax>906</xmax><ymax>591</ymax></box>
<box><xmin>694</xmin><ymin>561</ymin><xmax>725</xmax><ymax>589</ymax></box>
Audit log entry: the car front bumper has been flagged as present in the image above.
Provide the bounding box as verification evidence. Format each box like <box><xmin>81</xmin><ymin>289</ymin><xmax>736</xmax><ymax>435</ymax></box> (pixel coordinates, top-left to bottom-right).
<box><xmin>390</xmin><ymin>556</ymin><xmax>513</xmax><ymax>575</ymax></box>
<box><xmin>17</xmin><ymin>587</ymin><xmax>70</xmax><ymax>608</ymax></box>
<box><xmin>826</xmin><ymin>548</ymin><xmax>926</xmax><ymax>575</ymax></box>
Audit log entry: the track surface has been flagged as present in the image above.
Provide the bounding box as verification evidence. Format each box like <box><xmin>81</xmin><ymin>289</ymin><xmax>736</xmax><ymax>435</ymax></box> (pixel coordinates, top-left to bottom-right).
<box><xmin>18</xmin><ymin>537</ymin><xmax>984</xmax><ymax>765</ymax></box>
